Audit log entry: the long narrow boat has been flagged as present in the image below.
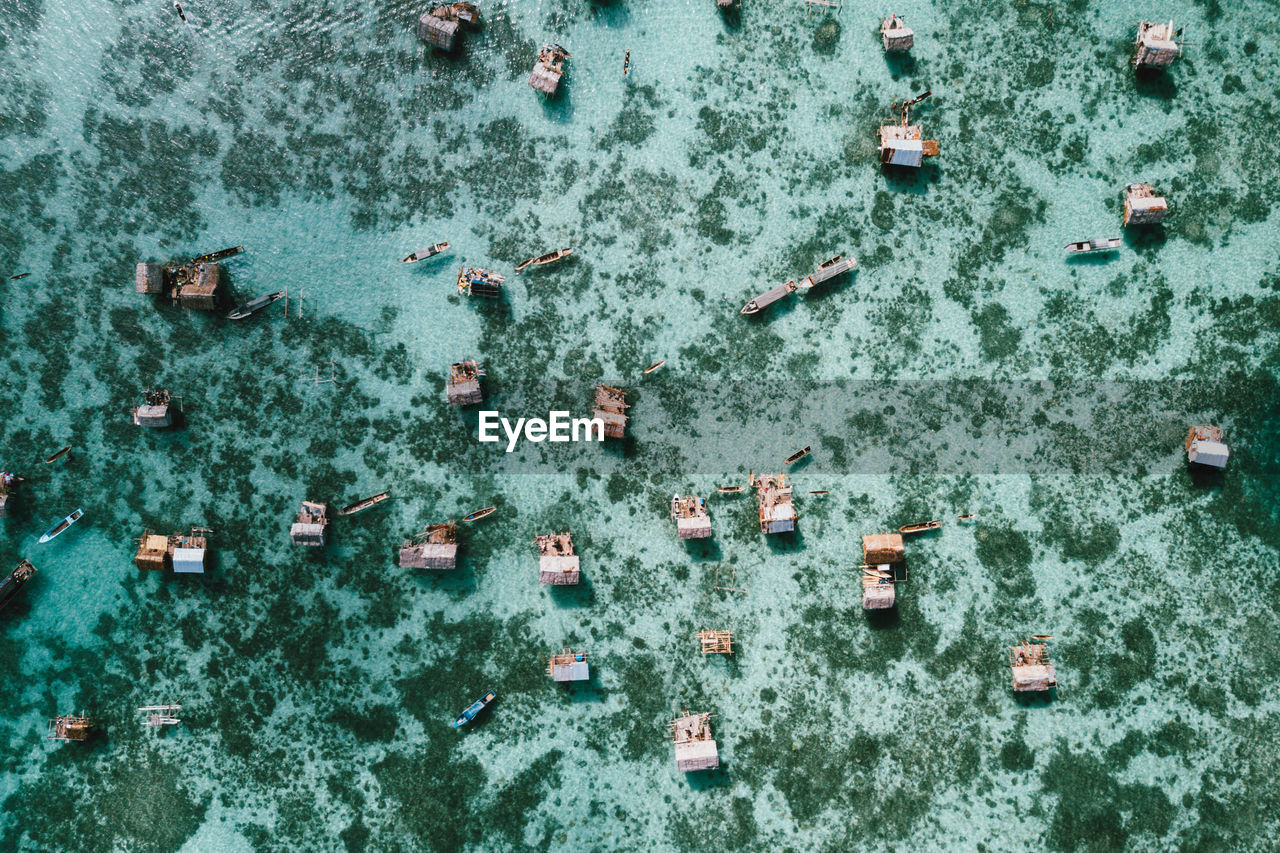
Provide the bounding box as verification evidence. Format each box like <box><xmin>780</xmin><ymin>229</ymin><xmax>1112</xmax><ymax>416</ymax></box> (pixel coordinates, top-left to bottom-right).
<box><xmin>808</xmin><ymin>490</ymin><xmax>829</xmax><ymax>495</ymax></box>
<box><xmin>514</xmin><ymin>247</ymin><xmax>572</xmax><ymax>274</ymax></box>
<box><xmin>785</xmin><ymin>446</ymin><xmax>811</xmax><ymax>465</ymax></box>
<box><xmin>741</xmin><ymin>280</ymin><xmax>797</xmax><ymax>315</ymax></box>
<box><xmin>9</xmin><ymin>272</ymin><xmax>30</xmax><ymax>281</ymax></box>
<box><xmin>227</xmin><ymin>291</ymin><xmax>285</xmax><ymax>320</ymax></box>
<box><xmin>795</xmin><ymin>255</ymin><xmax>857</xmax><ymax>292</ymax></box>
<box><xmin>1064</xmin><ymin>237</ymin><xmax>1121</xmax><ymax>254</ymax></box>
<box><xmin>643</xmin><ymin>360</ymin><xmax>666</xmax><ymax>375</ymax></box>
<box><xmin>190</xmin><ymin>246</ymin><xmax>244</xmax><ymax>264</ymax></box>
<box><xmin>717</xmin><ymin>485</ymin><xmax>746</xmax><ymax>494</ymax></box>
<box><xmin>38</xmin><ymin>508</ymin><xmax>83</xmax><ymax>544</ymax></box>
<box><xmin>401</xmin><ymin>242</ymin><xmax>450</xmax><ymax>264</ymax></box>
<box><xmin>339</xmin><ymin>492</ymin><xmax>390</xmax><ymax>516</ymax></box>
<box><xmin>0</xmin><ymin>560</ymin><xmax>36</xmax><ymax>610</ymax></box>
<box><xmin>899</xmin><ymin>519</ymin><xmax>942</xmax><ymax>534</ymax></box>
<box><xmin>462</xmin><ymin>506</ymin><xmax>496</xmax><ymax>523</ymax></box>
<box><xmin>45</xmin><ymin>446</ymin><xmax>72</xmax><ymax>464</ymax></box>
<box><xmin>453</xmin><ymin>690</ymin><xmax>497</xmax><ymax>727</ymax></box>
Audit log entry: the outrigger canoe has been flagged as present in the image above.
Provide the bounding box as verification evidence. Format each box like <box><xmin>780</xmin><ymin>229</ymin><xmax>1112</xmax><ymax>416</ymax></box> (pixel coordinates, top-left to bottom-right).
<box><xmin>462</xmin><ymin>506</ymin><xmax>496</xmax><ymax>523</ymax></box>
<box><xmin>339</xmin><ymin>492</ymin><xmax>390</xmax><ymax>516</ymax></box>
<box><xmin>39</xmin><ymin>508</ymin><xmax>83</xmax><ymax>544</ymax></box>
<box><xmin>401</xmin><ymin>242</ymin><xmax>450</xmax><ymax>264</ymax></box>
<box><xmin>453</xmin><ymin>690</ymin><xmax>497</xmax><ymax>728</ymax></box>
<box><xmin>227</xmin><ymin>291</ymin><xmax>284</xmax><ymax>320</ymax></box>
<box><xmin>514</xmin><ymin>247</ymin><xmax>572</xmax><ymax>274</ymax></box>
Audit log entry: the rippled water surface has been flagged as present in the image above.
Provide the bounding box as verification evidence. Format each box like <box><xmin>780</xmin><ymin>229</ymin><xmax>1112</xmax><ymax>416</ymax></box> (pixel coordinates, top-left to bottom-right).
<box><xmin>1</xmin><ymin>0</ymin><xmax>1278</xmax><ymax>850</ymax></box>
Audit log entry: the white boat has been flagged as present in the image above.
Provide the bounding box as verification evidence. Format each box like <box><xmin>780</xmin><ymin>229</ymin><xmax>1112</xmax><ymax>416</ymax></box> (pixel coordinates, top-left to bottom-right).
<box><xmin>1065</xmin><ymin>237</ymin><xmax>1122</xmax><ymax>254</ymax></box>
<box><xmin>401</xmin><ymin>242</ymin><xmax>450</xmax><ymax>263</ymax></box>
<box><xmin>227</xmin><ymin>291</ymin><xmax>285</xmax><ymax>320</ymax></box>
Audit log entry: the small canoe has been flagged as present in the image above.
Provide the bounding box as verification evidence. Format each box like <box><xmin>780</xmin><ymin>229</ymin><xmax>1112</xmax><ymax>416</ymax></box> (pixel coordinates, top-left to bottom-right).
<box><xmin>9</xmin><ymin>272</ymin><xmax>30</xmax><ymax>281</ymax></box>
<box><xmin>401</xmin><ymin>242</ymin><xmax>450</xmax><ymax>263</ymax></box>
<box><xmin>462</xmin><ymin>506</ymin><xmax>496</xmax><ymax>523</ymax></box>
<box><xmin>1031</xmin><ymin>634</ymin><xmax>1053</xmax><ymax>641</ymax></box>
<box><xmin>339</xmin><ymin>492</ymin><xmax>390</xmax><ymax>516</ymax></box>
<box><xmin>717</xmin><ymin>485</ymin><xmax>746</xmax><ymax>494</ymax></box>
<box><xmin>39</xmin><ymin>508</ymin><xmax>83</xmax><ymax>544</ymax></box>
<box><xmin>785</xmin><ymin>446</ymin><xmax>811</xmax><ymax>465</ymax></box>
<box><xmin>808</xmin><ymin>490</ymin><xmax>829</xmax><ymax>495</ymax></box>
<box><xmin>1065</xmin><ymin>237</ymin><xmax>1121</xmax><ymax>254</ymax></box>
<box><xmin>44</xmin><ymin>446</ymin><xmax>72</xmax><ymax>464</ymax></box>
<box><xmin>899</xmin><ymin>520</ymin><xmax>942</xmax><ymax>535</ymax></box>
<box><xmin>453</xmin><ymin>690</ymin><xmax>497</xmax><ymax>727</ymax></box>
<box><xmin>514</xmin><ymin>247</ymin><xmax>572</xmax><ymax>274</ymax></box>
<box><xmin>227</xmin><ymin>291</ymin><xmax>285</xmax><ymax>320</ymax></box>
<box><xmin>643</xmin><ymin>360</ymin><xmax>666</xmax><ymax>375</ymax></box>
<box><xmin>957</xmin><ymin>513</ymin><xmax>976</xmax><ymax>520</ymax></box>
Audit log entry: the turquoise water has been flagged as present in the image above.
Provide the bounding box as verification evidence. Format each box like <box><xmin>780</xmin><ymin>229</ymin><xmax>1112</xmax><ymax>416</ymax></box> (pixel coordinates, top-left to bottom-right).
<box><xmin>1</xmin><ymin>0</ymin><xmax>1278</xmax><ymax>849</ymax></box>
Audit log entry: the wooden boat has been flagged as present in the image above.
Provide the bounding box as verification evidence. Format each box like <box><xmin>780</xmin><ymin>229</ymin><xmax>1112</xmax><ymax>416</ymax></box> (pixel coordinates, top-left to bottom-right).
<box><xmin>717</xmin><ymin>485</ymin><xmax>746</xmax><ymax>494</ymax></box>
<box><xmin>795</xmin><ymin>255</ymin><xmax>856</xmax><ymax>292</ymax></box>
<box><xmin>643</xmin><ymin>360</ymin><xmax>666</xmax><ymax>375</ymax></box>
<box><xmin>957</xmin><ymin>513</ymin><xmax>976</xmax><ymax>520</ymax></box>
<box><xmin>227</xmin><ymin>291</ymin><xmax>284</xmax><ymax>320</ymax></box>
<box><xmin>785</xmin><ymin>446</ymin><xmax>811</xmax><ymax>465</ymax></box>
<box><xmin>38</xmin><ymin>508</ymin><xmax>83</xmax><ymax>544</ymax></box>
<box><xmin>1031</xmin><ymin>634</ymin><xmax>1053</xmax><ymax>641</ymax></box>
<box><xmin>1065</xmin><ymin>237</ymin><xmax>1122</xmax><ymax>254</ymax></box>
<box><xmin>9</xmin><ymin>272</ymin><xmax>30</xmax><ymax>281</ymax></box>
<box><xmin>190</xmin><ymin>246</ymin><xmax>243</xmax><ymax>265</ymax></box>
<box><xmin>809</xmin><ymin>490</ymin><xmax>829</xmax><ymax>495</ymax></box>
<box><xmin>339</xmin><ymin>492</ymin><xmax>390</xmax><ymax>516</ymax></box>
<box><xmin>462</xmin><ymin>506</ymin><xmax>496</xmax><ymax>523</ymax></box>
<box><xmin>453</xmin><ymin>690</ymin><xmax>496</xmax><ymax>727</ymax></box>
<box><xmin>899</xmin><ymin>520</ymin><xmax>942</xmax><ymax>534</ymax></box>
<box><xmin>514</xmin><ymin>247</ymin><xmax>572</xmax><ymax>274</ymax></box>
<box><xmin>0</xmin><ymin>560</ymin><xmax>36</xmax><ymax>610</ymax></box>
<box><xmin>401</xmin><ymin>242</ymin><xmax>450</xmax><ymax>264</ymax></box>
<box><xmin>44</xmin><ymin>446</ymin><xmax>72</xmax><ymax>464</ymax></box>
<box><xmin>741</xmin><ymin>280</ymin><xmax>797</xmax><ymax>315</ymax></box>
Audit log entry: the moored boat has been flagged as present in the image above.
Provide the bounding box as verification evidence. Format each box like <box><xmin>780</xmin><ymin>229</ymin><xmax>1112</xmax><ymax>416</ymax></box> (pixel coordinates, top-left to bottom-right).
<box><xmin>1065</xmin><ymin>236</ymin><xmax>1122</xmax><ymax>254</ymax></box>
<box><xmin>227</xmin><ymin>290</ymin><xmax>285</xmax><ymax>320</ymax></box>
<box><xmin>795</xmin><ymin>255</ymin><xmax>857</xmax><ymax>292</ymax></box>
<box><xmin>0</xmin><ymin>559</ymin><xmax>36</xmax><ymax>610</ymax></box>
<box><xmin>453</xmin><ymin>690</ymin><xmax>497</xmax><ymax>727</ymax></box>
<box><xmin>514</xmin><ymin>247</ymin><xmax>573</xmax><ymax>274</ymax></box>
<box><xmin>717</xmin><ymin>485</ymin><xmax>745</xmax><ymax>493</ymax></box>
<box><xmin>401</xmin><ymin>242</ymin><xmax>450</xmax><ymax>263</ymax></box>
<box><xmin>643</xmin><ymin>360</ymin><xmax>666</xmax><ymax>375</ymax></box>
<box><xmin>741</xmin><ymin>280</ymin><xmax>797</xmax><ymax>315</ymax></box>
<box><xmin>785</xmin><ymin>446</ymin><xmax>811</xmax><ymax>465</ymax></box>
<box><xmin>462</xmin><ymin>506</ymin><xmax>496</xmax><ymax>523</ymax></box>
<box><xmin>38</xmin><ymin>508</ymin><xmax>83</xmax><ymax>544</ymax></box>
<box><xmin>809</xmin><ymin>490</ymin><xmax>829</xmax><ymax>495</ymax></box>
<box><xmin>44</xmin><ymin>446</ymin><xmax>72</xmax><ymax>464</ymax></box>
<box><xmin>899</xmin><ymin>519</ymin><xmax>941</xmax><ymax>534</ymax></box>
<box><xmin>339</xmin><ymin>492</ymin><xmax>390</xmax><ymax>516</ymax></box>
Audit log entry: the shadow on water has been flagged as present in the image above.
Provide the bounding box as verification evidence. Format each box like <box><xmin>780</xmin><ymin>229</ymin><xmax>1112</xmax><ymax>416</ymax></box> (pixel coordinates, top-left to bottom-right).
<box><xmin>565</xmin><ymin>671</ymin><xmax>608</xmax><ymax>703</ymax></box>
<box><xmin>586</xmin><ymin>0</ymin><xmax>632</xmax><ymax>27</ymax></box>
<box><xmin>765</xmin><ymin>529</ymin><xmax>803</xmax><ymax>555</ymax></box>
<box><xmin>718</xmin><ymin>5</ymin><xmax>741</xmax><ymax>33</ymax></box>
<box><xmin>1124</xmin><ymin>224</ymin><xmax>1166</xmax><ymax>253</ymax></box>
<box><xmin>884</xmin><ymin>51</ymin><xmax>916</xmax><ymax>79</ymax></box>
<box><xmin>540</xmin><ymin>86</ymin><xmax>574</xmax><ymax>124</ymax></box>
<box><xmin>1187</xmin><ymin>464</ymin><xmax>1225</xmax><ymax>492</ymax></box>
<box><xmin>865</xmin><ymin>607</ymin><xmax>900</xmax><ymax>631</ymax></box>
<box><xmin>1013</xmin><ymin>688</ymin><xmax>1057</xmax><ymax>708</ymax></box>
<box><xmin>684</xmin><ymin>537</ymin><xmax>721</xmax><ymax>562</ymax></box>
<box><xmin>1134</xmin><ymin>67</ymin><xmax>1177</xmax><ymax>100</ymax></box>
<box><xmin>1065</xmin><ymin>249</ymin><xmax>1122</xmax><ymax>268</ymax></box>
<box><xmin>881</xmin><ymin>161</ymin><xmax>938</xmax><ymax>195</ymax></box>
<box><xmin>686</xmin><ymin>765</ymin><xmax>732</xmax><ymax>790</ymax></box>
<box><xmin>549</xmin><ymin>575</ymin><xmax>594</xmax><ymax>608</ymax></box>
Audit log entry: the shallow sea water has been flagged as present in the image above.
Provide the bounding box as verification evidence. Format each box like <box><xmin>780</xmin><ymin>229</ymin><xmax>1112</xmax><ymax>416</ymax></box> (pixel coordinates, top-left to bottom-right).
<box><xmin>1</xmin><ymin>0</ymin><xmax>1279</xmax><ymax>850</ymax></box>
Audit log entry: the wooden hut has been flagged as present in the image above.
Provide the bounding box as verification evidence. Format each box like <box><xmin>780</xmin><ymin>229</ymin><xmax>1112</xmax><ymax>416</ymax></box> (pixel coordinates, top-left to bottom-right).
<box><xmin>881</xmin><ymin>14</ymin><xmax>913</xmax><ymax>51</ymax></box>
<box><xmin>548</xmin><ymin>649</ymin><xmax>590</xmax><ymax>682</ymax></box>
<box><xmin>418</xmin><ymin>6</ymin><xmax>459</xmax><ymax>49</ymax></box>
<box><xmin>861</xmin><ymin>565</ymin><xmax>896</xmax><ymax>610</ymax></box>
<box><xmin>863</xmin><ymin>532</ymin><xmax>905</xmax><ymax>564</ymax></box>
<box><xmin>593</xmin><ymin>385</ymin><xmax>630</xmax><ymax>439</ymax></box>
<box><xmin>457</xmin><ymin>266</ymin><xmax>504</xmax><ymax>298</ymax></box>
<box><xmin>290</xmin><ymin>501</ymin><xmax>329</xmax><ymax>547</ymax></box>
<box><xmin>861</xmin><ymin>532</ymin><xmax>906</xmax><ymax>610</ymax></box>
<box><xmin>671</xmin><ymin>711</ymin><xmax>719</xmax><ymax>771</ymax></box>
<box><xmin>0</xmin><ymin>559</ymin><xmax>36</xmax><ymax>611</ymax></box>
<box><xmin>47</xmin><ymin>713</ymin><xmax>95</xmax><ymax>742</ymax></box>
<box><xmin>447</xmin><ymin>361</ymin><xmax>485</xmax><ymax>407</ymax></box>
<box><xmin>1009</xmin><ymin>638</ymin><xmax>1058</xmax><ymax>693</ymax></box>
<box><xmin>528</xmin><ymin>44</ymin><xmax>570</xmax><ymax>95</ymax></box>
<box><xmin>1185</xmin><ymin>425</ymin><xmax>1229</xmax><ymax>469</ymax></box>
<box><xmin>0</xmin><ymin>471</ymin><xmax>20</xmax><ymax>519</ymax></box>
<box><xmin>136</xmin><ymin>527</ymin><xmax>210</xmax><ymax>573</ymax></box>
<box><xmin>698</xmin><ymin>629</ymin><xmax>734</xmax><ymax>655</ymax></box>
<box><xmin>878</xmin><ymin>91</ymin><xmax>938</xmax><ymax>168</ymax></box>
<box><xmin>671</xmin><ymin>494</ymin><xmax>712</xmax><ymax>539</ymax></box>
<box><xmin>135</xmin><ymin>263</ymin><xmax>165</xmax><ymax>295</ymax></box>
<box><xmin>399</xmin><ymin>522</ymin><xmax>458</xmax><ymax>569</ymax></box>
<box><xmin>753</xmin><ymin>472</ymin><xmax>796</xmax><ymax>534</ymax></box>
<box><xmin>132</xmin><ymin>389</ymin><xmax>173</xmax><ymax>428</ymax></box>
<box><xmin>135</xmin><ymin>532</ymin><xmax>170</xmax><ymax>570</ymax></box>
<box><xmin>1134</xmin><ymin>20</ymin><xmax>1181</xmax><ymax>70</ymax></box>
<box><xmin>135</xmin><ymin>246</ymin><xmax>241</xmax><ymax>311</ymax></box>
<box><xmin>536</xmin><ymin>531</ymin><xmax>579</xmax><ymax>584</ymax></box>
<box><xmin>1123</xmin><ymin>183</ymin><xmax>1167</xmax><ymax>226</ymax></box>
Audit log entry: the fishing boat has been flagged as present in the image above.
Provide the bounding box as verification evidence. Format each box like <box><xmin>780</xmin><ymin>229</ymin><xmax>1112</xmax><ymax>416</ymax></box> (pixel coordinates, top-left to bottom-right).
<box><xmin>9</xmin><ymin>272</ymin><xmax>30</xmax><ymax>281</ymax></box>
<box><xmin>44</xmin><ymin>446</ymin><xmax>72</xmax><ymax>464</ymax></box>
<box><xmin>0</xmin><ymin>559</ymin><xmax>36</xmax><ymax>610</ymax></box>
<box><xmin>514</xmin><ymin>247</ymin><xmax>572</xmax><ymax>274</ymax></box>
<box><xmin>643</xmin><ymin>360</ymin><xmax>666</xmax><ymax>375</ymax></box>
<box><xmin>809</xmin><ymin>490</ymin><xmax>829</xmax><ymax>495</ymax></box>
<box><xmin>38</xmin><ymin>508</ymin><xmax>83</xmax><ymax>544</ymax></box>
<box><xmin>226</xmin><ymin>291</ymin><xmax>285</xmax><ymax>320</ymax></box>
<box><xmin>462</xmin><ymin>506</ymin><xmax>496</xmax><ymax>523</ymax></box>
<box><xmin>785</xmin><ymin>446</ymin><xmax>811</xmax><ymax>465</ymax></box>
<box><xmin>453</xmin><ymin>690</ymin><xmax>496</xmax><ymax>727</ymax></box>
<box><xmin>339</xmin><ymin>492</ymin><xmax>390</xmax><ymax>516</ymax></box>
<box><xmin>795</xmin><ymin>255</ymin><xmax>857</xmax><ymax>292</ymax></box>
<box><xmin>1064</xmin><ymin>237</ymin><xmax>1122</xmax><ymax>254</ymax></box>
<box><xmin>401</xmin><ymin>242</ymin><xmax>450</xmax><ymax>264</ymax></box>
<box><xmin>717</xmin><ymin>485</ymin><xmax>745</xmax><ymax>494</ymax></box>
<box><xmin>899</xmin><ymin>520</ymin><xmax>942</xmax><ymax>534</ymax></box>
<box><xmin>740</xmin><ymin>280</ymin><xmax>797</xmax><ymax>315</ymax></box>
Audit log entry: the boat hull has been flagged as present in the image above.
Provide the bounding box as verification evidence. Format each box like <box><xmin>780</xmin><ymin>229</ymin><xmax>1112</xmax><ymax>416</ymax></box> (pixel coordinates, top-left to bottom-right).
<box><xmin>227</xmin><ymin>291</ymin><xmax>285</xmax><ymax>320</ymax></box>
<box><xmin>39</xmin><ymin>509</ymin><xmax>83</xmax><ymax>544</ymax></box>
<box><xmin>453</xmin><ymin>690</ymin><xmax>497</xmax><ymax>727</ymax></box>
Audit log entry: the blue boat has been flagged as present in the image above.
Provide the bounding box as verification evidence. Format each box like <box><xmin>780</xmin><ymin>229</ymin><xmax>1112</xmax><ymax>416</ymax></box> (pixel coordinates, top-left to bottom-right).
<box><xmin>453</xmin><ymin>690</ymin><xmax>496</xmax><ymax>728</ymax></box>
<box><xmin>38</xmin><ymin>508</ymin><xmax>83</xmax><ymax>544</ymax></box>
